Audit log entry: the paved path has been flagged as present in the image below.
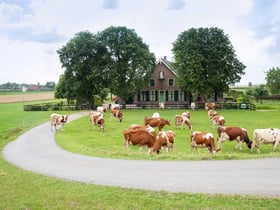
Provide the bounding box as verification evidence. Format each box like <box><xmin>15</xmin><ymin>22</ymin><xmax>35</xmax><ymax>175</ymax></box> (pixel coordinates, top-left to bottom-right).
<box><xmin>3</xmin><ymin>112</ymin><xmax>280</xmax><ymax>197</ymax></box>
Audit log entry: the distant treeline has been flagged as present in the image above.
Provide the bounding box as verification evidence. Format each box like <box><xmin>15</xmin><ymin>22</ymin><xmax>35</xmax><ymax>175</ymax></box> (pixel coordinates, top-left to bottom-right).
<box><xmin>0</xmin><ymin>82</ymin><xmax>55</xmax><ymax>92</ymax></box>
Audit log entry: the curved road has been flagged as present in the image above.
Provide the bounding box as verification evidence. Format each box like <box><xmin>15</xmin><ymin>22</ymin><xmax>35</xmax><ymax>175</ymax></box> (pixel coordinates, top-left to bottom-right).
<box><xmin>3</xmin><ymin>112</ymin><xmax>280</xmax><ymax>197</ymax></box>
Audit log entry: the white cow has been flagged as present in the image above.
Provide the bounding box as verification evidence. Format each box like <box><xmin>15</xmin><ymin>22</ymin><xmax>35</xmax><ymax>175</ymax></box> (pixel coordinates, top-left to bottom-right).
<box><xmin>251</xmin><ymin>128</ymin><xmax>280</xmax><ymax>154</ymax></box>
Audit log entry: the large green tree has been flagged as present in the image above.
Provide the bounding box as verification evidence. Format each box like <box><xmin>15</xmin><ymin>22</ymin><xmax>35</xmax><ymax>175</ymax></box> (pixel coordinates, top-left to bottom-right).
<box><xmin>97</xmin><ymin>26</ymin><xmax>156</xmax><ymax>103</ymax></box>
<box><xmin>57</xmin><ymin>31</ymin><xmax>109</xmax><ymax>108</ymax></box>
<box><xmin>172</xmin><ymin>27</ymin><xmax>246</xmax><ymax>101</ymax></box>
<box><xmin>265</xmin><ymin>67</ymin><xmax>280</xmax><ymax>94</ymax></box>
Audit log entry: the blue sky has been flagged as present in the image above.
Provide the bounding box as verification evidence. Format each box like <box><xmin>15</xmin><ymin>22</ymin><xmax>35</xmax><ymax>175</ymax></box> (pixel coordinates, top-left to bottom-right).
<box><xmin>0</xmin><ymin>0</ymin><xmax>279</xmax><ymax>85</ymax></box>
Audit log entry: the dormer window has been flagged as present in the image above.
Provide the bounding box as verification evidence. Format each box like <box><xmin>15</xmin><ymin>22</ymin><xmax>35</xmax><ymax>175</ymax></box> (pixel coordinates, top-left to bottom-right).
<box><xmin>159</xmin><ymin>70</ymin><xmax>164</xmax><ymax>80</ymax></box>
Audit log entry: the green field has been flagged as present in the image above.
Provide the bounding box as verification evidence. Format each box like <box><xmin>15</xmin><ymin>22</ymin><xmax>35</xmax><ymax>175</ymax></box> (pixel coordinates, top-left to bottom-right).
<box><xmin>57</xmin><ymin>109</ymin><xmax>280</xmax><ymax>160</ymax></box>
<box><xmin>1</xmin><ymin>102</ymin><xmax>280</xmax><ymax>209</ymax></box>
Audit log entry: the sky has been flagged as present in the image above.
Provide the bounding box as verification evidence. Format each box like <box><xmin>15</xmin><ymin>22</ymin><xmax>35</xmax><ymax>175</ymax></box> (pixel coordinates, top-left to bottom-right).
<box><xmin>0</xmin><ymin>0</ymin><xmax>279</xmax><ymax>86</ymax></box>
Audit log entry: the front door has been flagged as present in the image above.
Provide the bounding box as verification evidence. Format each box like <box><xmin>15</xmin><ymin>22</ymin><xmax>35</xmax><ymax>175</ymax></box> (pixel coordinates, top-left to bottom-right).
<box><xmin>159</xmin><ymin>91</ymin><xmax>165</xmax><ymax>103</ymax></box>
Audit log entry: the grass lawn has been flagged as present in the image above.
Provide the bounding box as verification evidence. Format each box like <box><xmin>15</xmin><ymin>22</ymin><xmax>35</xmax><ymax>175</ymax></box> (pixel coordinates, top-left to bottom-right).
<box><xmin>56</xmin><ymin>109</ymin><xmax>280</xmax><ymax>160</ymax></box>
<box><xmin>1</xmin><ymin>102</ymin><xmax>280</xmax><ymax>209</ymax></box>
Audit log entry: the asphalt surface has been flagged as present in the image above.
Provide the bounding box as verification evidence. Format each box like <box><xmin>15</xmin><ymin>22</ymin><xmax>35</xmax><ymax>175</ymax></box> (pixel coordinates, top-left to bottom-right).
<box><xmin>3</xmin><ymin>112</ymin><xmax>280</xmax><ymax>197</ymax></box>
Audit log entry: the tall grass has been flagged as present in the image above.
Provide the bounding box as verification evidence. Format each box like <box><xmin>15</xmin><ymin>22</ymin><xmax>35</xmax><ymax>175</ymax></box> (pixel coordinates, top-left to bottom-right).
<box><xmin>0</xmin><ymin>103</ymin><xmax>279</xmax><ymax>209</ymax></box>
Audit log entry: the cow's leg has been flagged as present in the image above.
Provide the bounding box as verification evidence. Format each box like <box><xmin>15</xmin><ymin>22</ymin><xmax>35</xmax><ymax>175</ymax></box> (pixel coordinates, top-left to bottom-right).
<box><xmin>234</xmin><ymin>140</ymin><xmax>242</xmax><ymax>150</ymax></box>
<box><xmin>272</xmin><ymin>141</ymin><xmax>279</xmax><ymax>152</ymax></box>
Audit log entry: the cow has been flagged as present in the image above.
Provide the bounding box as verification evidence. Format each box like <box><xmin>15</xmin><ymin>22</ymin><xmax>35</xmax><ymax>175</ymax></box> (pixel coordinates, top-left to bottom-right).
<box><xmin>190</xmin><ymin>131</ymin><xmax>219</xmax><ymax>154</ymax></box>
<box><xmin>96</xmin><ymin>106</ymin><xmax>107</xmax><ymax>114</ymax></box>
<box><xmin>251</xmin><ymin>128</ymin><xmax>280</xmax><ymax>154</ymax></box>
<box><xmin>205</xmin><ymin>103</ymin><xmax>219</xmax><ymax>110</ymax></box>
<box><xmin>110</xmin><ymin>109</ymin><xmax>123</xmax><ymax>122</ymax></box>
<box><xmin>152</xmin><ymin>112</ymin><xmax>160</xmax><ymax>118</ymax></box>
<box><xmin>191</xmin><ymin>102</ymin><xmax>196</xmax><ymax>111</ymax></box>
<box><xmin>110</xmin><ymin>104</ymin><xmax>120</xmax><ymax>110</ymax></box>
<box><xmin>151</xmin><ymin>130</ymin><xmax>176</xmax><ymax>154</ymax></box>
<box><xmin>174</xmin><ymin>115</ymin><xmax>192</xmax><ymax>130</ymax></box>
<box><xmin>90</xmin><ymin>112</ymin><xmax>105</xmax><ymax>132</ymax></box>
<box><xmin>50</xmin><ymin>113</ymin><xmax>68</xmax><ymax>131</ymax></box>
<box><xmin>182</xmin><ymin>111</ymin><xmax>190</xmax><ymax>119</ymax></box>
<box><xmin>208</xmin><ymin>110</ymin><xmax>218</xmax><ymax>123</ymax></box>
<box><xmin>123</xmin><ymin>126</ymin><xmax>156</xmax><ymax>152</ymax></box>
<box><xmin>217</xmin><ymin>126</ymin><xmax>252</xmax><ymax>150</ymax></box>
<box><xmin>144</xmin><ymin>117</ymin><xmax>170</xmax><ymax>131</ymax></box>
<box><xmin>159</xmin><ymin>102</ymin><xmax>165</xmax><ymax>110</ymax></box>
<box><xmin>212</xmin><ymin>115</ymin><xmax>225</xmax><ymax>128</ymax></box>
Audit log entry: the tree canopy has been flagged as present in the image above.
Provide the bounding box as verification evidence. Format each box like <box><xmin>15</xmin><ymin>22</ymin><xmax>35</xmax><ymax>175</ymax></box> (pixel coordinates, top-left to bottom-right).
<box><xmin>56</xmin><ymin>27</ymin><xmax>155</xmax><ymax>107</ymax></box>
<box><xmin>172</xmin><ymin>27</ymin><xmax>246</xmax><ymax>101</ymax></box>
<box><xmin>265</xmin><ymin>67</ymin><xmax>280</xmax><ymax>94</ymax></box>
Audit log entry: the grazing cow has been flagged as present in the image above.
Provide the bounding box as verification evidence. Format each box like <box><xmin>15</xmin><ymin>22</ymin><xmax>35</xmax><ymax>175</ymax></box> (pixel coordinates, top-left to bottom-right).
<box><xmin>151</xmin><ymin>130</ymin><xmax>176</xmax><ymax>154</ymax></box>
<box><xmin>205</xmin><ymin>103</ymin><xmax>219</xmax><ymax>110</ymax></box>
<box><xmin>123</xmin><ymin>127</ymin><xmax>156</xmax><ymax>152</ymax></box>
<box><xmin>174</xmin><ymin>115</ymin><xmax>192</xmax><ymax>130</ymax></box>
<box><xmin>212</xmin><ymin>115</ymin><xmax>225</xmax><ymax>128</ymax></box>
<box><xmin>50</xmin><ymin>113</ymin><xmax>68</xmax><ymax>131</ymax></box>
<box><xmin>208</xmin><ymin>110</ymin><xmax>218</xmax><ymax>122</ymax></box>
<box><xmin>182</xmin><ymin>111</ymin><xmax>190</xmax><ymax>119</ymax></box>
<box><xmin>191</xmin><ymin>102</ymin><xmax>196</xmax><ymax>111</ymax></box>
<box><xmin>110</xmin><ymin>109</ymin><xmax>123</xmax><ymax>122</ymax></box>
<box><xmin>144</xmin><ymin>117</ymin><xmax>171</xmax><ymax>131</ymax></box>
<box><xmin>159</xmin><ymin>102</ymin><xmax>165</xmax><ymax>110</ymax></box>
<box><xmin>251</xmin><ymin>128</ymin><xmax>280</xmax><ymax>154</ymax></box>
<box><xmin>217</xmin><ymin>126</ymin><xmax>252</xmax><ymax>150</ymax></box>
<box><xmin>190</xmin><ymin>131</ymin><xmax>219</xmax><ymax>154</ymax></box>
<box><xmin>90</xmin><ymin>112</ymin><xmax>105</xmax><ymax>132</ymax></box>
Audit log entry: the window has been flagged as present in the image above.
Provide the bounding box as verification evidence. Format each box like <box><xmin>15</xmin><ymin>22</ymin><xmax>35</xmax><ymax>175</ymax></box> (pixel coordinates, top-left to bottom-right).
<box><xmin>168</xmin><ymin>91</ymin><xmax>174</xmax><ymax>101</ymax></box>
<box><xmin>150</xmin><ymin>91</ymin><xmax>156</xmax><ymax>101</ymax></box>
<box><xmin>168</xmin><ymin>78</ymin><xmax>174</xmax><ymax>87</ymax></box>
<box><xmin>150</xmin><ymin>79</ymin><xmax>155</xmax><ymax>87</ymax></box>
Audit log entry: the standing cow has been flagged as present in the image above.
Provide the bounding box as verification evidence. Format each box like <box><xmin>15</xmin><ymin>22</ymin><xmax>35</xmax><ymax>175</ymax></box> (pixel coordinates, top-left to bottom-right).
<box><xmin>50</xmin><ymin>113</ymin><xmax>68</xmax><ymax>131</ymax></box>
<box><xmin>144</xmin><ymin>117</ymin><xmax>170</xmax><ymax>131</ymax></box>
<box><xmin>151</xmin><ymin>130</ymin><xmax>176</xmax><ymax>154</ymax></box>
<box><xmin>251</xmin><ymin>128</ymin><xmax>280</xmax><ymax>154</ymax></box>
<box><xmin>190</xmin><ymin>131</ymin><xmax>219</xmax><ymax>154</ymax></box>
<box><xmin>217</xmin><ymin>126</ymin><xmax>252</xmax><ymax>150</ymax></box>
<box><xmin>110</xmin><ymin>110</ymin><xmax>123</xmax><ymax>122</ymax></box>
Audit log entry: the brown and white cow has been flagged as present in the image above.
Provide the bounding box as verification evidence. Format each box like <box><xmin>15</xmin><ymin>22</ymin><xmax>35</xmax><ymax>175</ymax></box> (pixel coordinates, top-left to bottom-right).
<box><xmin>174</xmin><ymin>115</ymin><xmax>192</xmax><ymax>130</ymax></box>
<box><xmin>110</xmin><ymin>109</ymin><xmax>123</xmax><ymax>122</ymax></box>
<box><xmin>50</xmin><ymin>113</ymin><xmax>68</xmax><ymax>131</ymax></box>
<box><xmin>144</xmin><ymin>117</ymin><xmax>170</xmax><ymax>131</ymax></box>
<box><xmin>205</xmin><ymin>103</ymin><xmax>219</xmax><ymax>110</ymax></box>
<box><xmin>208</xmin><ymin>110</ymin><xmax>218</xmax><ymax>123</ymax></box>
<box><xmin>123</xmin><ymin>126</ymin><xmax>156</xmax><ymax>152</ymax></box>
<box><xmin>151</xmin><ymin>130</ymin><xmax>176</xmax><ymax>154</ymax></box>
<box><xmin>212</xmin><ymin>115</ymin><xmax>225</xmax><ymax>128</ymax></box>
<box><xmin>251</xmin><ymin>128</ymin><xmax>280</xmax><ymax>154</ymax></box>
<box><xmin>96</xmin><ymin>105</ymin><xmax>107</xmax><ymax>114</ymax></box>
<box><xmin>90</xmin><ymin>112</ymin><xmax>105</xmax><ymax>132</ymax></box>
<box><xmin>190</xmin><ymin>131</ymin><xmax>219</xmax><ymax>154</ymax></box>
<box><xmin>217</xmin><ymin>126</ymin><xmax>252</xmax><ymax>150</ymax></box>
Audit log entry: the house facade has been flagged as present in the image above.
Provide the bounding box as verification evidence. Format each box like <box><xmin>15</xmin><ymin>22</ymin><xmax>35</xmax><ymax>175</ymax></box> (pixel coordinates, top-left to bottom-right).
<box><xmin>134</xmin><ymin>57</ymin><xmax>191</xmax><ymax>108</ymax></box>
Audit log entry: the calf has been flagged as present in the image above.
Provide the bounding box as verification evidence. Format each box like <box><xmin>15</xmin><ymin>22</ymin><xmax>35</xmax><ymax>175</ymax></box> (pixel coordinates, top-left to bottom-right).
<box><xmin>208</xmin><ymin>110</ymin><xmax>218</xmax><ymax>123</ymax></box>
<box><xmin>151</xmin><ymin>130</ymin><xmax>176</xmax><ymax>154</ymax></box>
<box><xmin>251</xmin><ymin>128</ymin><xmax>280</xmax><ymax>154</ymax></box>
<box><xmin>50</xmin><ymin>113</ymin><xmax>68</xmax><ymax>131</ymax></box>
<box><xmin>217</xmin><ymin>126</ymin><xmax>252</xmax><ymax>150</ymax></box>
<box><xmin>159</xmin><ymin>102</ymin><xmax>165</xmax><ymax>110</ymax></box>
<box><xmin>144</xmin><ymin>117</ymin><xmax>170</xmax><ymax>131</ymax></box>
<box><xmin>123</xmin><ymin>127</ymin><xmax>156</xmax><ymax>152</ymax></box>
<box><xmin>110</xmin><ymin>109</ymin><xmax>123</xmax><ymax>122</ymax></box>
<box><xmin>190</xmin><ymin>131</ymin><xmax>219</xmax><ymax>154</ymax></box>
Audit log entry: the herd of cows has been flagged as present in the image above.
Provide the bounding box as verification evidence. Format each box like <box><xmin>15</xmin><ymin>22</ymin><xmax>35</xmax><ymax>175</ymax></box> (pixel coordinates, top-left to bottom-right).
<box><xmin>50</xmin><ymin>102</ymin><xmax>280</xmax><ymax>155</ymax></box>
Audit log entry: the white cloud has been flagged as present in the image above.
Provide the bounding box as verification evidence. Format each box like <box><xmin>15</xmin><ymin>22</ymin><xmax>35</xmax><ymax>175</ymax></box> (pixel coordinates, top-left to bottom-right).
<box><xmin>0</xmin><ymin>0</ymin><xmax>279</xmax><ymax>86</ymax></box>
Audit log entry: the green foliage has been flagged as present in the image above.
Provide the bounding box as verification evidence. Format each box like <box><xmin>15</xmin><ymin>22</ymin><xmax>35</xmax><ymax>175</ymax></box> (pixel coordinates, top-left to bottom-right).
<box><xmin>97</xmin><ymin>26</ymin><xmax>156</xmax><ymax>102</ymax></box>
<box><xmin>265</xmin><ymin>67</ymin><xmax>280</xmax><ymax>94</ymax></box>
<box><xmin>172</xmin><ymin>27</ymin><xmax>246</xmax><ymax>101</ymax></box>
